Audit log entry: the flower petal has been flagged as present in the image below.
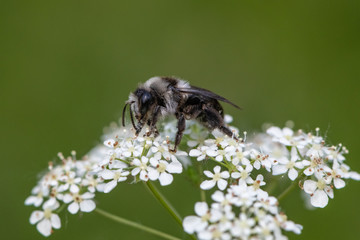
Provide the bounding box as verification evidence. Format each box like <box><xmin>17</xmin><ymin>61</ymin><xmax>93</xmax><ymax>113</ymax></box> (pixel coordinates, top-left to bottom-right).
<box><xmin>51</xmin><ymin>214</ymin><xmax>61</xmax><ymax>229</ymax></box>
<box><xmin>334</xmin><ymin>178</ymin><xmax>345</xmax><ymax>189</ymax></box>
<box><xmin>211</xmin><ymin>191</ymin><xmax>225</xmax><ymax>202</ymax></box>
<box><xmin>131</xmin><ymin>167</ymin><xmax>140</xmax><ymax>176</ymax></box>
<box><xmin>220</xmin><ymin>171</ymin><xmax>230</xmax><ymax>179</ymax></box>
<box><xmin>104</xmin><ymin>180</ymin><xmax>118</xmax><ymax>193</ymax></box>
<box><xmin>30</xmin><ymin>211</ymin><xmax>44</xmax><ymax>225</ymax></box>
<box><xmin>304</xmin><ymin>167</ymin><xmax>315</xmax><ymax>176</ymax></box>
<box><xmin>200</xmin><ymin>180</ymin><xmax>216</xmax><ymax>190</ymax></box>
<box><xmin>288</xmin><ymin>168</ymin><xmax>298</xmax><ymax>181</ymax></box>
<box><xmin>80</xmin><ymin>200</ymin><xmax>96</xmax><ymax>212</ymax></box>
<box><xmin>159</xmin><ymin>172</ymin><xmax>173</xmax><ymax>186</ymax></box>
<box><xmin>36</xmin><ymin>219</ymin><xmax>52</xmax><ymax>237</ymax></box>
<box><xmin>203</xmin><ymin>171</ymin><xmax>213</xmax><ymax>178</ymax></box>
<box><xmin>189</xmin><ymin>149</ymin><xmax>201</xmax><ymax>157</ymax></box>
<box><xmin>70</xmin><ymin>184</ymin><xmax>80</xmax><ymax>194</ymax></box>
<box><xmin>194</xmin><ymin>202</ymin><xmax>208</xmax><ymax>216</ymax></box>
<box><xmin>166</xmin><ymin>162</ymin><xmax>183</xmax><ymax>173</ymax></box>
<box><xmin>311</xmin><ymin>190</ymin><xmax>328</xmax><ymax>208</ymax></box>
<box><xmin>68</xmin><ymin>202</ymin><xmax>79</xmax><ymax>214</ymax></box>
<box><xmin>272</xmin><ymin>165</ymin><xmax>287</xmax><ymax>175</ymax></box>
<box><xmin>213</xmin><ymin>166</ymin><xmax>221</xmax><ymax>173</ymax></box>
<box><xmin>183</xmin><ymin>216</ymin><xmax>201</xmax><ymax>234</ymax></box>
<box><xmin>217</xmin><ymin>179</ymin><xmax>228</xmax><ymax>190</ymax></box>
<box><xmin>304</xmin><ymin>180</ymin><xmax>317</xmax><ymax>194</ymax></box>
<box><xmin>140</xmin><ymin>170</ymin><xmax>149</xmax><ymax>181</ymax></box>
<box><xmin>100</xmin><ymin>170</ymin><xmax>115</xmax><ymax>180</ymax></box>
<box><xmin>148</xmin><ymin>168</ymin><xmax>160</xmax><ymax>181</ymax></box>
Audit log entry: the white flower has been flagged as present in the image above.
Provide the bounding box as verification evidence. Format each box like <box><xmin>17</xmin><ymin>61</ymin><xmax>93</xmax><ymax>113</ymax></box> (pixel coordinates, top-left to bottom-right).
<box><xmin>230</xmin><ymin>146</ymin><xmax>250</xmax><ymax>166</ymax></box>
<box><xmin>230</xmin><ymin>213</ymin><xmax>255</xmax><ymax>238</ymax></box>
<box><xmin>148</xmin><ymin>156</ymin><xmax>183</xmax><ymax>186</ymax></box>
<box><xmin>303</xmin><ymin>175</ymin><xmax>333</xmax><ymax>208</ymax></box>
<box><xmin>228</xmin><ymin>182</ymin><xmax>257</xmax><ymax>207</ymax></box>
<box><xmin>248</xmin><ymin>174</ymin><xmax>266</xmax><ymax>191</ymax></box>
<box><xmin>323</xmin><ymin>162</ymin><xmax>346</xmax><ymax>189</ymax></box>
<box><xmin>81</xmin><ymin>174</ymin><xmax>105</xmax><ymax>193</ymax></box>
<box><xmin>339</xmin><ymin>163</ymin><xmax>360</xmax><ymax>180</ymax></box>
<box><xmin>57</xmin><ymin>171</ymin><xmax>81</xmax><ymax>193</ymax></box>
<box><xmin>272</xmin><ymin>148</ymin><xmax>303</xmax><ymax>180</ymax></box>
<box><xmin>103</xmin><ymin>138</ymin><xmax>117</xmax><ymax>148</ymax></box>
<box><xmin>206</xmin><ymin>146</ymin><xmax>233</xmax><ymax>162</ymax></box>
<box><xmin>63</xmin><ymin>192</ymin><xmax>96</xmax><ymax>214</ymax></box>
<box><xmin>150</xmin><ymin>140</ymin><xmax>174</xmax><ymax>161</ymax></box>
<box><xmin>255</xmin><ymin>191</ymin><xmax>279</xmax><ymax>215</ymax></box>
<box><xmin>281</xmin><ymin>219</ymin><xmax>303</xmax><ymax>235</ymax></box>
<box><xmin>266</xmin><ymin>126</ymin><xmax>306</xmax><ymax>148</ymax></box>
<box><xmin>25</xmin><ymin>186</ymin><xmax>49</xmax><ymax>207</ymax></box>
<box><xmin>121</xmin><ymin>140</ymin><xmax>143</xmax><ymax>158</ymax></box>
<box><xmin>324</xmin><ymin>145</ymin><xmax>346</xmax><ymax>164</ymax></box>
<box><xmin>30</xmin><ymin>200</ymin><xmax>61</xmax><ymax>237</ymax></box>
<box><xmin>200</xmin><ymin>166</ymin><xmax>230</xmax><ymax>190</ymax></box>
<box><xmin>189</xmin><ymin>145</ymin><xmax>212</xmax><ymax>161</ymax></box>
<box><xmin>100</xmin><ymin>169</ymin><xmax>130</xmax><ymax>193</ymax></box>
<box><xmin>211</xmin><ymin>191</ymin><xmax>233</xmax><ymax>212</ymax></box>
<box><xmin>184</xmin><ymin>179</ymin><xmax>302</xmax><ymax>239</ymax></box>
<box><xmin>306</xmin><ymin>141</ymin><xmax>325</xmax><ymax>158</ymax></box>
<box><xmin>251</xmin><ymin>150</ymin><xmax>274</xmax><ymax>172</ymax></box>
<box><xmin>198</xmin><ymin>224</ymin><xmax>231</xmax><ymax>240</ymax></box>
<box><xmin>131</xmin><ymin>156</ymin><xmax>152</xmax><ymax>181</ymax></box>
<box><xmin>302</xmin><ymin>156</ymin><xmax>324</xmax><ymax>176</ymax></box>
<box><xmin>230</xmin><ymin>164</ymin><xmax>253</xmax><ymax>184</ymax></box>
<box><xmin>183</xmin><ymin>202</ymin><xmax>210</xmax><ymax>234</ymax></box>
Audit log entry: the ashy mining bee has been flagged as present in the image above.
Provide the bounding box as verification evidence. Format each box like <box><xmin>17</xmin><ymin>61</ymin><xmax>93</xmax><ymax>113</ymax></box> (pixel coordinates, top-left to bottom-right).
<box><xmin>122</xmin><ymin>76</ymin><xmax>241</xmax><ymax>152</ymax></box>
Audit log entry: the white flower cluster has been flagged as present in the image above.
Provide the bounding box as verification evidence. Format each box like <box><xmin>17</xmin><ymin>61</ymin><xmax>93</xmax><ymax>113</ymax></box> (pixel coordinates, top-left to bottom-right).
<box><xmin>189</xmin><ymin>122</ymin><xmax>360</xmax><ymax>209</ymax></box>
<box><xmin>25</xmin><ymin>151</ymin><xmax>102</xmax><ymax>236</ymax></box>
<box><xmin>94</xmin><ymin>130</ymin><xmax>184</xmax><ymax>191</ymax></box>
<box><xmin>184</xmin><ymin>180</ymin><xmax>302</xmax><ymax>240</ymax></box>
<box><xmin>265</xmin><ymin>126</ymin><xmax>360</xmax><ymax>208</ymax></box>
<box><xmin>25</xmin><ymin>115</ymin><xmax>360</xmax><ymax>238</ymax></box>
<box><xmin>25</xmin><ymin>126</ymin><xmax>184</xmax><ymax>237</ymax></box>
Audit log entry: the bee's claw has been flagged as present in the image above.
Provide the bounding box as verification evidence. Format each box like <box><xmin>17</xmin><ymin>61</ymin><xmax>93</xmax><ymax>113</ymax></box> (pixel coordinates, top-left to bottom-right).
<box><xmin>169</xmin><ymin>148</ymin><xmax>177</xmax><ymax>153</ymax></box>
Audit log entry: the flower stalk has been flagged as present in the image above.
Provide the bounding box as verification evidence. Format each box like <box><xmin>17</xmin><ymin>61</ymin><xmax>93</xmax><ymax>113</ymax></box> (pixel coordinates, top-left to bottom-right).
<box><xmin>95</xmin><ymin>208</ymin><xmax>181</xmax><ymax>240</ymax></box>
<box><xmin>144</xmin><ymin>181</ymin><xmax>182</xmax><ymax>227</ymax></box>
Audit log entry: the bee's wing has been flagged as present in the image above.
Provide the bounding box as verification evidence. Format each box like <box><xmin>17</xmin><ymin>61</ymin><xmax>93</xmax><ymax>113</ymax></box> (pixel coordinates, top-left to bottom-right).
<box><xmin>178</xmin><ymin>86</ymin><xmax>242</xmax><ymax>109</ymax></box>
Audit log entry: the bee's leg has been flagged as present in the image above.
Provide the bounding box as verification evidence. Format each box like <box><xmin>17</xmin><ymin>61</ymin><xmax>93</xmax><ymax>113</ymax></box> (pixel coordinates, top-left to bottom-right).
<box><xmin>202</xmin><ymin>106</ymin><xmax>238</xmax><ymax>141</ymax></box>
<box><xmin>219</xmin><ymin>125</ymin><xmax>238</xmax><ymax>141</ymax></box>
<box><xmin>135</xmin><ymin>119</ymin><xmax>145</xmax><ymax>136</ymax></box>
<box><xmin>170</xmin><ymin>113</ymin><xmax>186</xmax><ymax>153</ymax></box>
<box><xmin>147</xmin><ymin>107</ymin><xmax>161</xmax><ymax>137</ymax></box>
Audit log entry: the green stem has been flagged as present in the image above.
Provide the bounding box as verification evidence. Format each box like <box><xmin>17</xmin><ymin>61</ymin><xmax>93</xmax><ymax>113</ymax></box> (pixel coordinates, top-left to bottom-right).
<box><xmin>197</xmin><ymin>162</ymin><xmax>206</xmax><ymax>202</ymax></box>
<box><xmin>95</xmin><ymin>208</ymin><xmax>181</xmax><ymax>240</ymax></box>
<box><xmin>144</xmin><ymin>181</ymin><xmax>182</xmax><ymax>227</ymax></box>
<box><xmin>55</xmin><ymin>203</ymin><xmax>67</xmax><ymax>214</ymax></box>
<box><xmin>209</xmin><ymin>156</ymin><xmax>229</xmax><ymax>169</ymax></box>
<box><xmin>277</xmin><ymin>179</ymin><xmax>298</xmax><ymax>202</ymax></box>
<box><xmin>115</xmin><ymin>158</ymin><xmax>131</xmax><ymax>165</ymax></box>
<box><xmin>144</xmin><ymin>182</ymin><xmax>198</xmax><ymax>240</ymax></box>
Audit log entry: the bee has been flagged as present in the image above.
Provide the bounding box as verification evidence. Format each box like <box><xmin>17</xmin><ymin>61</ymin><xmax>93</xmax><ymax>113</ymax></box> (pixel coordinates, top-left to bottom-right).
<box><xmin>122</xmin><ymin>76</ymin><xmax>241</xmax><ymax>152</ymax></box>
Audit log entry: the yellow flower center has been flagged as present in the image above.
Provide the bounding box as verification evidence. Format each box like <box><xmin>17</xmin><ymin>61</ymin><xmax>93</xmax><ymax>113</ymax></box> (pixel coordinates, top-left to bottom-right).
<box><xmin>44</xmin><ymin>208</ymin><xmax>52</xmax><ymax>219</ymax></box>
<box><xmin>157</xmin><ymin>163</ymin><xmax>167</xmax><ymax>173</ymax></box>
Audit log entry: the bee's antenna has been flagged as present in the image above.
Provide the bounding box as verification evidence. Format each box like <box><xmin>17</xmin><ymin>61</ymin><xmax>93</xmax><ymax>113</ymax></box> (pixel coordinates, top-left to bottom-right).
<box><xmin>122</xmin><ymin>103</ymin><xmax>128</xmax><ymax>127</ymax></box>
<box><xmin>129</xmin><ymin>103</ymin><xmax>137</xmax><ymax>130</ymax></box>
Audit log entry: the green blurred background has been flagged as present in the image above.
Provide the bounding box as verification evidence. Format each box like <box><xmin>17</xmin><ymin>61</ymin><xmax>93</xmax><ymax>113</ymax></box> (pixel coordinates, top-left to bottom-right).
<box><xmin>1</xmin><ymin>0</ymin><xmax>360</xmax><ymax>239</ymax></box>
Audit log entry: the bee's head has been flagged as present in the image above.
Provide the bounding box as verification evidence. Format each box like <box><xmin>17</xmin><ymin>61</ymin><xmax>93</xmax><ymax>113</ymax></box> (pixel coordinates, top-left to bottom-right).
<box><xmin>134</xmin><ymin>88</ymin><xmax>154</xmax><ymax>118</ymax></box>
<box><xmin>122</xmin><ymin>88</ymin><xmax>154</xmax><ymax>128</ymax></box>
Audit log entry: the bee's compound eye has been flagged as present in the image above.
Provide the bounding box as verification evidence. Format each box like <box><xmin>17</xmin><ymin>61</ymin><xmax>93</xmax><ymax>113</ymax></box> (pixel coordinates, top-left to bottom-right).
<box><xmin>140</xmin><ymin>91</ymin><xmax>152</xmax><ymax>105</ymax></box>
